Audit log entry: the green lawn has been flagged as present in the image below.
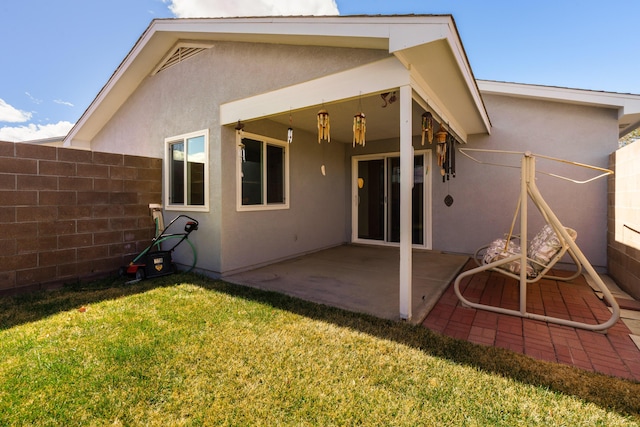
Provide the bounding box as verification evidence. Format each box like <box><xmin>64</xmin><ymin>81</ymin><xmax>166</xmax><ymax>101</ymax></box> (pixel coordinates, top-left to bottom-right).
<box><xmin>1</xmin><ymin>273</ymin><xmax>639</xmax><ymax>426</ymax></box>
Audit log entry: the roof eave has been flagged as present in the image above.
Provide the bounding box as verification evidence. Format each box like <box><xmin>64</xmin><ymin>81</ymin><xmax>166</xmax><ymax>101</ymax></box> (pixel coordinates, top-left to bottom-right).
<box><xmin>64</xmin><ymin>15</ymin><xmax>491</xmax><ymax>147</ymax></box>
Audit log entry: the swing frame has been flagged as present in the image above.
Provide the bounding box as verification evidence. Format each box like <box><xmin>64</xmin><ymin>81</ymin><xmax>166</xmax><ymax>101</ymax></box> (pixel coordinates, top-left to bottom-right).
<box><xmin>454</xmin><ymin>149</ymin><xmax>620</xmax><ymax>333</ymax></box>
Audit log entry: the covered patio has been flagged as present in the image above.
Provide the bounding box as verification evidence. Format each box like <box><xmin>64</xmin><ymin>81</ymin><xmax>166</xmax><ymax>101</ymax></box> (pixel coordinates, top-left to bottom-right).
<box><xmin>220</xmin><ymin>16</ymin><xmax>491</xmax><ymax>321</ymax></box>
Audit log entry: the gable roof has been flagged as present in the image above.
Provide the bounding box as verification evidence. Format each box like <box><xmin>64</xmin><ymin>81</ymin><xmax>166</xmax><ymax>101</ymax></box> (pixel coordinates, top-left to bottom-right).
<box><xmin>63</xmin><ymin>15</ymin><xmax>492</xmax><ymax>147</ymax></box>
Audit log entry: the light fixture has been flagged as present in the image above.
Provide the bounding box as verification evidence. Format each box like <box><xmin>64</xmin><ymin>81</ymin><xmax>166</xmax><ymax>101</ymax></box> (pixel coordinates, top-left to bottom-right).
<box><xmin>358</xmin><ymin>177</ymin><xmax>364</xmax><ymax>189</ymax></box>
<box><xmin>235</xmin><ymin>119</ymin><xmax>245</xmax><ymax>136</ymax></box>
<box><xmin>317</xmin><ymin>108</ymin><xmax>330</xmax><ymax>143</ymax></box>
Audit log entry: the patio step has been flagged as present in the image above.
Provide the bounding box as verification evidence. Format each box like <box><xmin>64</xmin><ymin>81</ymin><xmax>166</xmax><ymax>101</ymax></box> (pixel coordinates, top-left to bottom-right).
<box><xmin>614</xmin><ymin>297</ymin><xmax>640</xmax><ymax>311</ymax></box>
<box><xmin>585</xmin><ymin>274</ymin><xmax>640</xmax><ymax>350</ymax></box>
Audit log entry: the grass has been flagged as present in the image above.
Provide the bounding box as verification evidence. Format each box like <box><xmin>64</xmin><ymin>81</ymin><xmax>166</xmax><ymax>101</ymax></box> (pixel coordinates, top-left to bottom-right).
<box><xmin>1</xmin><ymin>273</ymin><xmax>639</xmax><ymax>426</ymax></box>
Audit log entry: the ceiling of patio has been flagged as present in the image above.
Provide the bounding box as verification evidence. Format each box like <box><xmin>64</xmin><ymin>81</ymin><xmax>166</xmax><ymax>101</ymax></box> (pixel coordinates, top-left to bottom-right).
<box><xmin>265</xmin><ymin>91</ymin><xmax>440</xmax><ymax>144</ymax></box>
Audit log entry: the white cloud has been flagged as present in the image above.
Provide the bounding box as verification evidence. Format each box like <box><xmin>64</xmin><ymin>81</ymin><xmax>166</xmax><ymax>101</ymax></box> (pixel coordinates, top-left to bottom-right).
<box><xmin>0</xmin><ymin>98</ymin><xmax>32</xmax><ymax>123</ymax></box>
<box><xmin>165</xmin><ymin>0</ymin><xmax>339</xmax><ymax>18</ymax></box>
<box><xmin>25</xmin><ymin>92</ymin><xmax>43</xmax><ymax>105</ymax></box>
<box><xmin>54</xmin><ymin>99</ymin><xmax>75</xmax><ymax>107</ymax></box>
<box><xmin>0</xmin><ymin>121</ymin><xmax>74</xmax><ymax>142</ymax></box>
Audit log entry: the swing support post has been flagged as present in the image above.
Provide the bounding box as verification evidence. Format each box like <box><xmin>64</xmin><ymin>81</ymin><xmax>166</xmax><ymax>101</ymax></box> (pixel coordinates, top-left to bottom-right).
<box><xmin>454</xmin><ymin>149</ymin><xmax>620</xmax><ymax>333</ymax></box>
<box><xmin>518</xmin><ymin>153</ymin><xmax>530</xmax><ymax>316</ymax></box>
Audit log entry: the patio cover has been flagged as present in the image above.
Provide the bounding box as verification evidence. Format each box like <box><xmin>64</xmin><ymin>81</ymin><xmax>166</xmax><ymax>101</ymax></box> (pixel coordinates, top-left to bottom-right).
<box><xmin>216</xmin><ymin>16</ymin><xmax>491</xmax><ymax>320</ymax></box>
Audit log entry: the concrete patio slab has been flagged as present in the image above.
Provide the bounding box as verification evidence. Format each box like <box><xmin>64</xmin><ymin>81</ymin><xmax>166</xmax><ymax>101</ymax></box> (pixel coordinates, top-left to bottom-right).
<box><xmin>224</xmin><ymin>244</ymin><xmax>468</xmax><ymax>324</ymax></box>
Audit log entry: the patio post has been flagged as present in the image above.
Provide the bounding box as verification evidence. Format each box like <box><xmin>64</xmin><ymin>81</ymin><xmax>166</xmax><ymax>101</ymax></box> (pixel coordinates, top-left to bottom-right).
<box><xmin>399</xmin><ymin>84</ymin><xmax>413</xmax><ymax>320</ymax></box>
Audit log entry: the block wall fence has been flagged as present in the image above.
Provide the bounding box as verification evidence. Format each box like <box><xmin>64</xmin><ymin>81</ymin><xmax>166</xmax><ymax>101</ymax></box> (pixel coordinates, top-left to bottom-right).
<box><xmin>0</xmin><ymin>141</ymin><xmax>161</xmax><ymax>295</ymax></box>
<box><xmin>608</xmin><ymin>142</ymin><xmax>640</xmax><ymax>299</ymax></box>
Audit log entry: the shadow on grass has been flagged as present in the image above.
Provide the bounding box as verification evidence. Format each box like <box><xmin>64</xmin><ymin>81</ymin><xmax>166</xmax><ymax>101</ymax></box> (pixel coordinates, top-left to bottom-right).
<box><xmin>2</xmin><ymin>272</ymin><xmax>639</xmax><ymax>418</ymax></box>
<box><xmin>0</xmin><ymin>275</ymin><xmax>178</xmax><ymax>330</ymax></box>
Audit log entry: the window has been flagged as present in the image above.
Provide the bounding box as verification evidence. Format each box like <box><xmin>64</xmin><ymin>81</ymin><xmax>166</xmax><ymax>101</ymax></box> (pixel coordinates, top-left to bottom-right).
<box><xmin>237</xmin><ymin>131</ymin><xmax>289</xmax><ymax>211</ymax></box>
<box><xmin>164</xmin><ymin>129</ymin><xmax>209</xmax><ymax>211</ymax></box>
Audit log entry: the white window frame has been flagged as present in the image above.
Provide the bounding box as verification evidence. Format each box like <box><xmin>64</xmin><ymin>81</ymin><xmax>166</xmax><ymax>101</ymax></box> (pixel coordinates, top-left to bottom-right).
<box><xmin>236</xmin><ymin>131</ymin><xmax>290</xmax><ymax>212</ymax></box>
<box><xmin>164</xmin><ymin>129</ymin><xmax>210</xmax><ymax>212</ymax></box>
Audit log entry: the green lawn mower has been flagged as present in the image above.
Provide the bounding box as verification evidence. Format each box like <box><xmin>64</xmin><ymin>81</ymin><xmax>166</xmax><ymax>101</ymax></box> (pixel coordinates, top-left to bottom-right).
<box><xmin>120</xmin><ymin>214</ymin><xmax>199</xmax><ymax>281</ymax></box>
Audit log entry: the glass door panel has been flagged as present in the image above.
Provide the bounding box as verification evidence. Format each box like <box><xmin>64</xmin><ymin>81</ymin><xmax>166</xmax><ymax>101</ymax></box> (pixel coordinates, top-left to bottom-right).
<box><xmin>356</xmin><ymin>154</ymin><xmax>425</xmax><ymax>245</ymax></box>
<box><xmin>357</xmin><ymin>159</ymin><xmax>385</xmax><ymax>240</ymax></box>
<box><xmin>412</xmin><ymin>155</ymin><xmax>424</xmax><ymax>245</ymax></box>
<box><xmin>387</xmin><ymin>156</ymin><xmax>424</xmax><ymax>245</ymax></box>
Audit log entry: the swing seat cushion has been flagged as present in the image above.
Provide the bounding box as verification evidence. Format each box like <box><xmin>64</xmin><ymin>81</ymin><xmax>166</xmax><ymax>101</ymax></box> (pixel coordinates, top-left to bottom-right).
<box><xmin>483</xmin><ymin>238</ymin><xmax>534</xmax><ymax>277</ymax></box>
<box><xmin>482</xmin><ymin>225</ymin><xmax>577</xmax><ymax>278</ymax></box>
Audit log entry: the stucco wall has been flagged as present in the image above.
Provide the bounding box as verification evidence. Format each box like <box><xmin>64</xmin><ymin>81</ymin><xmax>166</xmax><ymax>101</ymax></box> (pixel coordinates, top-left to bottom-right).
<box><xmin>219</xmin><ymin>122</ymin><xmax>347</xmax><ymax>274</ymax></box>
<box><xmin>340</xmin><ymin>94</ymin><xmax>617</xmax><ymax>270</ymax></box>
<box><xmin>90</xmin><ymin>41</ymin><xmax>388</xmax><ymax>158</ymax></box>
<box><xmin>89</xmin><ymin>41</ymin><xmax>388</xmax><ymax>275</ymax></box>
<box><xmin>432</xmin><ymin>94</ymin><xmax>618</xmax><ymax>269</ymax></box>
<box><xmin>86</xmin><ymin>40</ymin><xmax>619</xmax><ymax>273</ymax></box>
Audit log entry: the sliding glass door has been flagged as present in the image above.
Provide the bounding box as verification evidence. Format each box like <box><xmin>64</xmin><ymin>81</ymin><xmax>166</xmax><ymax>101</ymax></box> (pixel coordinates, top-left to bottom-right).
<box><xmin>354</xmin><ymin>151</ymin><xmax>430</xmax><ymax>247</ymax></box>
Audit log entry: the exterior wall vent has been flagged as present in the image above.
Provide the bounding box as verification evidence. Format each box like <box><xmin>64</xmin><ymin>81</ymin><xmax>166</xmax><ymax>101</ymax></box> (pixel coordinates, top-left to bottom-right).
<box><xmin>151</xmin><ymin>41</ymin><xmax>215</xmax><ymax>75</ymax></box>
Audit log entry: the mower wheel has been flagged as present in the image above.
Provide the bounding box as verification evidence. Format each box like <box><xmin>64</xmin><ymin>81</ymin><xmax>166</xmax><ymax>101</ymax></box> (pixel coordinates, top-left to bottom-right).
<box><xmin>135</xmin><ymin>269</ymin><xmax>146</xmax><ymax>281</ymax></box>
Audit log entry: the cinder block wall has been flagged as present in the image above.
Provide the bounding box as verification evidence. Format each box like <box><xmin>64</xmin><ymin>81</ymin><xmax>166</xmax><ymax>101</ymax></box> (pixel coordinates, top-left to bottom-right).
<box><xmin>608</xmin><ymin>143</ymin><xmax>640</xmax><ymax>298</ymax></box>
<box><xmin>0</xmin><ymin>141</ymin><xmax>161</xmax><ymax>294</ymax></box>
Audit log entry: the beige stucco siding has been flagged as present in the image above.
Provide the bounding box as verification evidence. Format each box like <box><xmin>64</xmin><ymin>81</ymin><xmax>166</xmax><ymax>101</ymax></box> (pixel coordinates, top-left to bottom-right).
<box><xmin>431</xmin><ymin>93</ymin><xmax>618</xmax><ymax>269</ymax></box>
<box><xmin>219</xmin><ymin>122</ymin><xmax>347</xmax><ymax>274</ymax></box>
<box><xmin>89</xmin><ymin>41</ymin><xmax>388</xmax><ymax>275</ymax></box>
<box><xmin>90</xmin><ymin>40</ymin><xmax>389</xmax><ymax>157</ymax></box>
<box><xmin>339</xmin><ymin>93</ymin><xmax>617</xmax><ymax>269</ymax></box>
<box><xmin>86</xmin><ymin>39</ymin><xmax>618</xmax><ymax>273</ymax></box>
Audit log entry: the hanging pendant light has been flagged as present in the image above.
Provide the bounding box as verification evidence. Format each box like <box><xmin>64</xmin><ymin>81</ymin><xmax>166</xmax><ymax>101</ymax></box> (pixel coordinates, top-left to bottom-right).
<box><xmin>421</xmin><ymin>112</ymin><xmax>434</xmax><ymax>146</ymax></box>
<box><xmin>317</xmin><ymin>108</ymin><xmax>330</xmax><ymax>143</ymax></box>
<box><xmin>353</xmin><ymin>112</ymin><xmax>366</xmax><ymax>147</ymax></box>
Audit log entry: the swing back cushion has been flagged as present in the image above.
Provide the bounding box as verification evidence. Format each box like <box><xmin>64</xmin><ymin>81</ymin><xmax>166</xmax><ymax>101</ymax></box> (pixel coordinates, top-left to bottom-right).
<box><xmin>482</xmin><ymin>225</ymin><xmax>577</xmax><ymax>278</ymax></box>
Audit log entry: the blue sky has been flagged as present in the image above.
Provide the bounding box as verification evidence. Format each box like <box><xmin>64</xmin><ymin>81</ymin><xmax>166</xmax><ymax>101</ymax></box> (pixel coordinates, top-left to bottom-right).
<box><xmin>1</xmin><ymin>0</ymin><xmax>639</xmax><ymax>141</ymax></box>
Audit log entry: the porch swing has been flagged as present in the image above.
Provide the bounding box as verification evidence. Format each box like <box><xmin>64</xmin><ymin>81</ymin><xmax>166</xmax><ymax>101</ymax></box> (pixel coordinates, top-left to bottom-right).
<box><xmin>453</xmin><ymin>149</ymin><xmax>620</xmax><ymax>333</ymax></box>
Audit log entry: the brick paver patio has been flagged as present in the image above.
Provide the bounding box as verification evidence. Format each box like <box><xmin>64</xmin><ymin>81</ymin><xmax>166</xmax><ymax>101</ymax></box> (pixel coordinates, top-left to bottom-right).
<box><xmin>423</xmin><ymin>261</ymin><xmax>640</xmax><ymax>382</ymax></box>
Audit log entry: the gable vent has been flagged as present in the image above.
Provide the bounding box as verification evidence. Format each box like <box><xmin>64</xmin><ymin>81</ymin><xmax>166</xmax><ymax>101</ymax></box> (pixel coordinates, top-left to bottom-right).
<box><xmin>152</xmin><ymin>41</ymin><xmax>215</xmax><ymax>76</ymax></box>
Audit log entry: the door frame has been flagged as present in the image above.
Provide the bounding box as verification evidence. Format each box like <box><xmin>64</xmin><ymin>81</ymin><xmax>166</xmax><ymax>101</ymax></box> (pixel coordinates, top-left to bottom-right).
<box><xmin>351</xmin><ymin>149</ymin><xmax>433</xmax><ymax>249</ymax></box>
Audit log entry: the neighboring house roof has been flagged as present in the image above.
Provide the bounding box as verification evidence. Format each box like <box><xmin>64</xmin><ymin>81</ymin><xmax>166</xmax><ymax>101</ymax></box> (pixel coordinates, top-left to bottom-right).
<box><xmin>0</xmin><ymin>136</ymin><xmax>65</xmax><ymax>146</ymax></box>
<box><xmin>477</xmin><ymin>80</ymin><xmax>640</xmax><ymax>138</ymax></box>
<box><xmin>63</xmin><ymin>15</ymin><xmax>491</xmax><ymax>148</ymax></box>
<box><xmin>20</xmin><ymin>136</ymin><xmax>66</xmax><ymax>146</ymax></box>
